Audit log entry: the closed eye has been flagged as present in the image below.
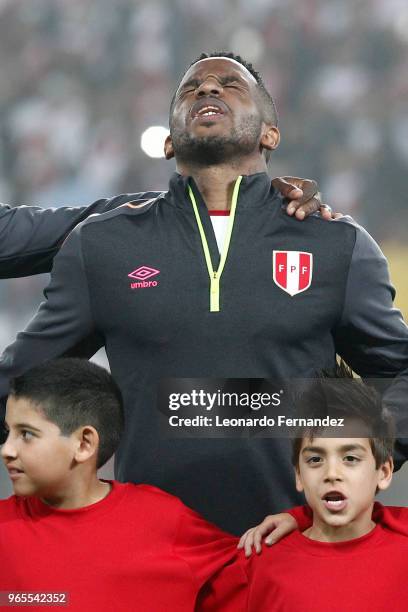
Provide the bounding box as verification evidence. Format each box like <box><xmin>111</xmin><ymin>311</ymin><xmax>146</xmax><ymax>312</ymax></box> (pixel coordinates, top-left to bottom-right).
<box><xmin>221</xmin><ymin>78</ymin><xmax>244</xmax><ymax>88</ymax></box>
<box><xmin>179</xmin><ymin>79</ymin><xmax>200</xmax><ymax>94</ymax></box>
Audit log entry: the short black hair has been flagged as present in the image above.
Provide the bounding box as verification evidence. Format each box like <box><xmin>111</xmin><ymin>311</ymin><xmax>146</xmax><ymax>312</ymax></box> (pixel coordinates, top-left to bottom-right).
<box><xmin>9</xmin><ymin>358</ymin><xmax>124</xmax><ymax>469</ymax></box>
<box><xmin>291</xmin><ymin>363</ymin><xmax>395</xmax><ymax>469</ymax></box>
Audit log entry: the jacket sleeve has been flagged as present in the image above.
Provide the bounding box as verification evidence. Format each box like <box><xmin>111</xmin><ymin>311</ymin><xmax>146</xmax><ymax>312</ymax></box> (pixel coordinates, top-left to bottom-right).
<box><xmin>333</xmin><ymin>221</ymin><xmax>408</xmax><ymax>469</ymax></box>
<box><xmin>0</xmin><ymin>193</ymin><xmax>150</xmax><ymax>278</ymax></box>
<box><xmin>0</xmin><ymin>224</ymin><xmax>97</xmax><ymax>408</ymax></box>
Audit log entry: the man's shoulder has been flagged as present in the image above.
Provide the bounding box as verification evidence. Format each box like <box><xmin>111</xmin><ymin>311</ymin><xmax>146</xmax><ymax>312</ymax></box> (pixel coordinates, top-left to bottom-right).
<box><xmin>272</xmin><ymin>199</ymin><xmax>360</xmax><ymax>241</ymax></box>
<box><xmin>284</xmin><ymin>212</ymin><xmax>384</xmax><ymax>266</ymax></box>
<box><xmin>100</xmin><ymin>190</ymin><xmax>165</xmax><ymax>210</ymax></box>
<box><xmin>298</xmin><ymin>211</ymin><xmax>359</xmax><ymax>237</ymax></box>
<box><xmin>79</xmin><ymin>191</ymin><xmax>167</xmax><ymax>231</ymax></box>
<box><xmin>313</xmin><ymin>214</ymin><xmax>382</xmax><ymax>250</ymax></box>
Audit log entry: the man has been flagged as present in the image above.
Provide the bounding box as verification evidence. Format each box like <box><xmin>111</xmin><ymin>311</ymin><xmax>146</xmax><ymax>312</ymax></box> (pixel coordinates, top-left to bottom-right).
<box><xmin>0</xmin><ymin>52</ymin><xmax>407</xmax><ymax>535</ymax></box>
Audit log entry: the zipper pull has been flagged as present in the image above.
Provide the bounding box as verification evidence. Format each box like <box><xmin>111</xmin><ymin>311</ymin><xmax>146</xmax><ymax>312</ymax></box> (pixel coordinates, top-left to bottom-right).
<box><xmin>210</xmin><ymin>272</ymin><xmax>220</xmax><ymax>312</ymax></box>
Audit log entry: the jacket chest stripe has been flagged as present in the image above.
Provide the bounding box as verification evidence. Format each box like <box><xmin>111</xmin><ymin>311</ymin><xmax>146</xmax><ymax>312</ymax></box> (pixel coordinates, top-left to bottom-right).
<box><xmin>188</xmin><ymin>176</ymin><xmax>242</xmax><ymax>312</ymax></box>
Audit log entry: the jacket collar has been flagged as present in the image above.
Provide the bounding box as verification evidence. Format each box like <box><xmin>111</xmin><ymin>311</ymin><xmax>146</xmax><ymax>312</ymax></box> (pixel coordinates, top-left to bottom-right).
<box><xmin>167</xmin><ymin>171</ymin><xmax>279</xmax><ymax>210</ymax></box>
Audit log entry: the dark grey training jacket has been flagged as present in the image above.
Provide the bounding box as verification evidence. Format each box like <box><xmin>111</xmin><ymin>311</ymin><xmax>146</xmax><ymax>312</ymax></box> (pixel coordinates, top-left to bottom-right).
<box><xmin>0</xmin><ymin>173</ymin><xmax>407</xmax><ymax>534</ymax></box>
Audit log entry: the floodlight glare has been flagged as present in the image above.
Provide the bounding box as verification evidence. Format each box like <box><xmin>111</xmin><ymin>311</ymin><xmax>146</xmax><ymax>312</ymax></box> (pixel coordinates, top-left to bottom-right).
<box><xmin>140</xmin><ymin>125</ymin><xmax>169</xmax><ymax>158</ymax></box>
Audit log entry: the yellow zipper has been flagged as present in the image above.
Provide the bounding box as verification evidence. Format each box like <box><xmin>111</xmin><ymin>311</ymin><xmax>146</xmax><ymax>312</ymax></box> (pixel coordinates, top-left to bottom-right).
<box><xmin>188</xmin><ymin>176</ymin><xmax>242</xmax><ymax>312</ymax></box>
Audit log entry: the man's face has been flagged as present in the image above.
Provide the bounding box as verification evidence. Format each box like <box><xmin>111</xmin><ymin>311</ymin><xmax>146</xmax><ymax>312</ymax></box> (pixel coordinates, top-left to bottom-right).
<box><xmin>1</xmin><ymin>396</ymin><xmax>76</xmax><ymax>499</ymax></box>
<box><xmin>296</xmin><ymin>437</ymin><xmax>392</xmax><ymax>532</ymax></box>
<box><xmin>166</xmin><ymin>57</ymin><xmax>278</xmax><ymax>166</ymax></box>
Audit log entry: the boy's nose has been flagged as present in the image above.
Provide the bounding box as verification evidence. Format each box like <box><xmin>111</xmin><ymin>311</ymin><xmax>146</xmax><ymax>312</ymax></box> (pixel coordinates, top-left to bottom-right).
<box><xmin>0</xmin><ymin>435</ymin><xmax>17</xmax><ymax>460</ymax></box>
<box><xmin>323</xmin><ymin>459</ymin><xmax>343</xmax><ymax>482</ymax></box>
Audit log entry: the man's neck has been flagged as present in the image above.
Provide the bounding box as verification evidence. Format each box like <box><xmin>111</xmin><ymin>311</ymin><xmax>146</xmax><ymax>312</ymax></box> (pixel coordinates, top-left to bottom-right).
<box><xmin>177</xmin><ymin>157</ymin><xmax>268</xmax><ymax>211</ymax></box>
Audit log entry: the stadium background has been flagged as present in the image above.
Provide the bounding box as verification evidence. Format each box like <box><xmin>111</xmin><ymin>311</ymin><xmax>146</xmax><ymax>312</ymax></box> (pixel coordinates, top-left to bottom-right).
<box><xmin>0</xmin><ymin>0</ymin><xmax>407</xmax><ymax>505</ymax></box>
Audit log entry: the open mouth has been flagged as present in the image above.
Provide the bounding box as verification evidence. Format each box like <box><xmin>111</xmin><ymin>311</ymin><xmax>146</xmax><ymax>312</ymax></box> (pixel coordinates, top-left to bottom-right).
<box><xmin>194</xmin><ymin>106</ymin><xmax>224</xmax><ymax>118</ymax></box>
<box><xmin>190</xmin><ymin>99</ymin><xmax>228</xmax><ymax>122</ymax></box>
<box><xmin>322</xmin><ymin>491</ymin><xmax>347</xmax><ymax>511</ymax></box>
<box><xmin>7</xmin><ymin>467</ymin><xmax>24</xmax><ymax>479</ymax></box>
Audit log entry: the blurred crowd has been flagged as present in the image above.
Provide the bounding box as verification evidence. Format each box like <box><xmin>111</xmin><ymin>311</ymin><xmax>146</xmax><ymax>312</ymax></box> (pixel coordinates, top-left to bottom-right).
<box><xmin>1</xmin><ymin>0</ymin><xmax>408</xmax><ymax>496</ymax></box>
<box><xmin>0</xmin><ymin>0</ymin><xmax>408</xmax><ymax>343</ymax></box>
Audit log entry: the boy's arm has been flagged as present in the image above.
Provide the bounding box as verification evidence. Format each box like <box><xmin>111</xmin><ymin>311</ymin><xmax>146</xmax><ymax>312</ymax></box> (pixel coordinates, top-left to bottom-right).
<box><xmin>172</xmin><ymin>504</ymin><xmax>248</xmax><ymax>612</ymax></box>
<box><xmin>0</xmin><ymin>224</ymin><xmax>97</xmax><ymax>422</ymax></box>
<box><xmin>173</xmin><ymin>504</ymin><xmax>239</xmax><ymax>588</ymax></box>
<box><xmin>195</xmin><ymin>560</ymin><xmax>248</xmax><ymax>612</ymax></box>
<box><xmin>237</xmin><ymin>506</ymin><xmax>311</xmax><ymax>556</ymax></box>
<box><xmin>373</xmin><ymin>502</ymin><xmax>408</xmax><ymax>536</ymax></box>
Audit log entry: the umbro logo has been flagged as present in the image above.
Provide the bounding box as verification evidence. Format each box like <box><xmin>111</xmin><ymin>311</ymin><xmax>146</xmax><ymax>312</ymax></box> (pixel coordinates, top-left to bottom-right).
<box><xmin>128</xmin><ymin>266</ymin><xmax>160</xmax><ymax>289</ymax></box>
<box><xmin>128</xmin><ymin>266</ymin><xmax>160</xmax><ymax>280</ymax></box>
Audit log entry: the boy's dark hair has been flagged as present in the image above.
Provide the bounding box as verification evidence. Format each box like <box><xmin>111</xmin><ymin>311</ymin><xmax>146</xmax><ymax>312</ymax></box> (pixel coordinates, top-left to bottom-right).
<box><xmin>9</xmin><ymin>358</ymin><xmax>124</xmax><ymax>469</ymax></box>
<box><xmin>292</xmin><ymin>363</ymin><xmax>395</xmax><ymax>469</ymax></box>
<box><xmin>169</xmin><ymin>51</ymin><xmax>278</xmax><ymax>163</ymax></box>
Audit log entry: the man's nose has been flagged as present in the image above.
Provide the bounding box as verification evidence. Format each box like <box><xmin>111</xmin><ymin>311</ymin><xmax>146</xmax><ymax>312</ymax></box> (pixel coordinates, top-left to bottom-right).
<box><xmin>196</xmin><ymin>78</ymin><xmax>223</xmax><ymax>97</ymax></box>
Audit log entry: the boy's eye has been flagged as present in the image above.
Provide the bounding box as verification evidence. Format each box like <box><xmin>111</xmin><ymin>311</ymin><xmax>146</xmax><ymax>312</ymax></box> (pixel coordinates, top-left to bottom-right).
<box><xmin>344</xmin><ymin>455</ymin><xmax>360</xmax><ymax>463</ymax></box>
<box><xmin>306</xmin><ymin>456</ymin><xmax>322</xmax><ymax>464</ymax></box>
<box><xmin>21</xmin><ymin>430</ymin><xmax>35</xmax><ymax>440</ymax></box>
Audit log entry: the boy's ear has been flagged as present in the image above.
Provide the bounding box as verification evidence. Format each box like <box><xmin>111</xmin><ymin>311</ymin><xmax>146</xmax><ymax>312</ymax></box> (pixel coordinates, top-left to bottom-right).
<box><xmin>376</xmin><ymin>457</ymin><xmax>394</xmax><ymax>492</ymax></box>
<box><xmin>295</xmin><ymin>467</ymin><xmax>304</xmax><ymax>493</ymax></box>
<box><xmin>73</xmin><ymin>426</ymin><xmax>99</xmax><ymax>465</ymax></box>
<box><xmin>164</xmin><ymin>135</ymin><xmax>174</xmax><ymax>160</ymax></box>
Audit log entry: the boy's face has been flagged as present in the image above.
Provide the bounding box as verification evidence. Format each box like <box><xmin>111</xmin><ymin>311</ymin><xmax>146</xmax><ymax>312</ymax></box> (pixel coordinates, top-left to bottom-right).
<box><xmin>1</xmin><ymin>395</ymin><xmax>77</xmax><ymax>498</ymax></box>
<box><xmin>296</xmin><ymin>437</ymin><xmax>392</xmax><ymax>533</ymax></box>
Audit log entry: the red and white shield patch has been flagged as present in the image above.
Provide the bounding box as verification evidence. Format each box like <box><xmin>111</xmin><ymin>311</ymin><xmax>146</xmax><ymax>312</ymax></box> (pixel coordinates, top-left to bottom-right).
<box><xmin>273</xmin><ymin>251</ymin><xmax>313</xmax><ymax>296</ymax></box>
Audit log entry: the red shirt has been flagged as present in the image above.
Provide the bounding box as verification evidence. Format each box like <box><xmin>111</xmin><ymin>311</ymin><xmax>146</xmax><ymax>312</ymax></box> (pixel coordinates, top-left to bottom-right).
<box><xmin>0</xmin><ymin>481</ymin><xmax>238</xmax><ymax>611</ymax></box>
<box><xmin>198</xmin><ymin>505</ymin><xmax>408</xmax><ymax>612</ymax></box>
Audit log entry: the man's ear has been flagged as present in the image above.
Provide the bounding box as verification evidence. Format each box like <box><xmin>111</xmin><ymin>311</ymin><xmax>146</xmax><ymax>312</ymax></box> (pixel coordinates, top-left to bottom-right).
<box><xmin>377</xmin><ymin>457</ymin><xmax>394</xmax><ymax>492</ymax></box>
<box><xmin>260</xmin><ymin>125</ymin><xmax>280</xmax><ymax>153</ymax></box>
<box><xmin>295</xmin><ymin>467</ymin><xmax>304</xmax><ymax>493</ymax></box>
<box><xmin>164</xmin><ymin>134</ymin><xmax>174</xmax><ymax>160</ymax></box>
